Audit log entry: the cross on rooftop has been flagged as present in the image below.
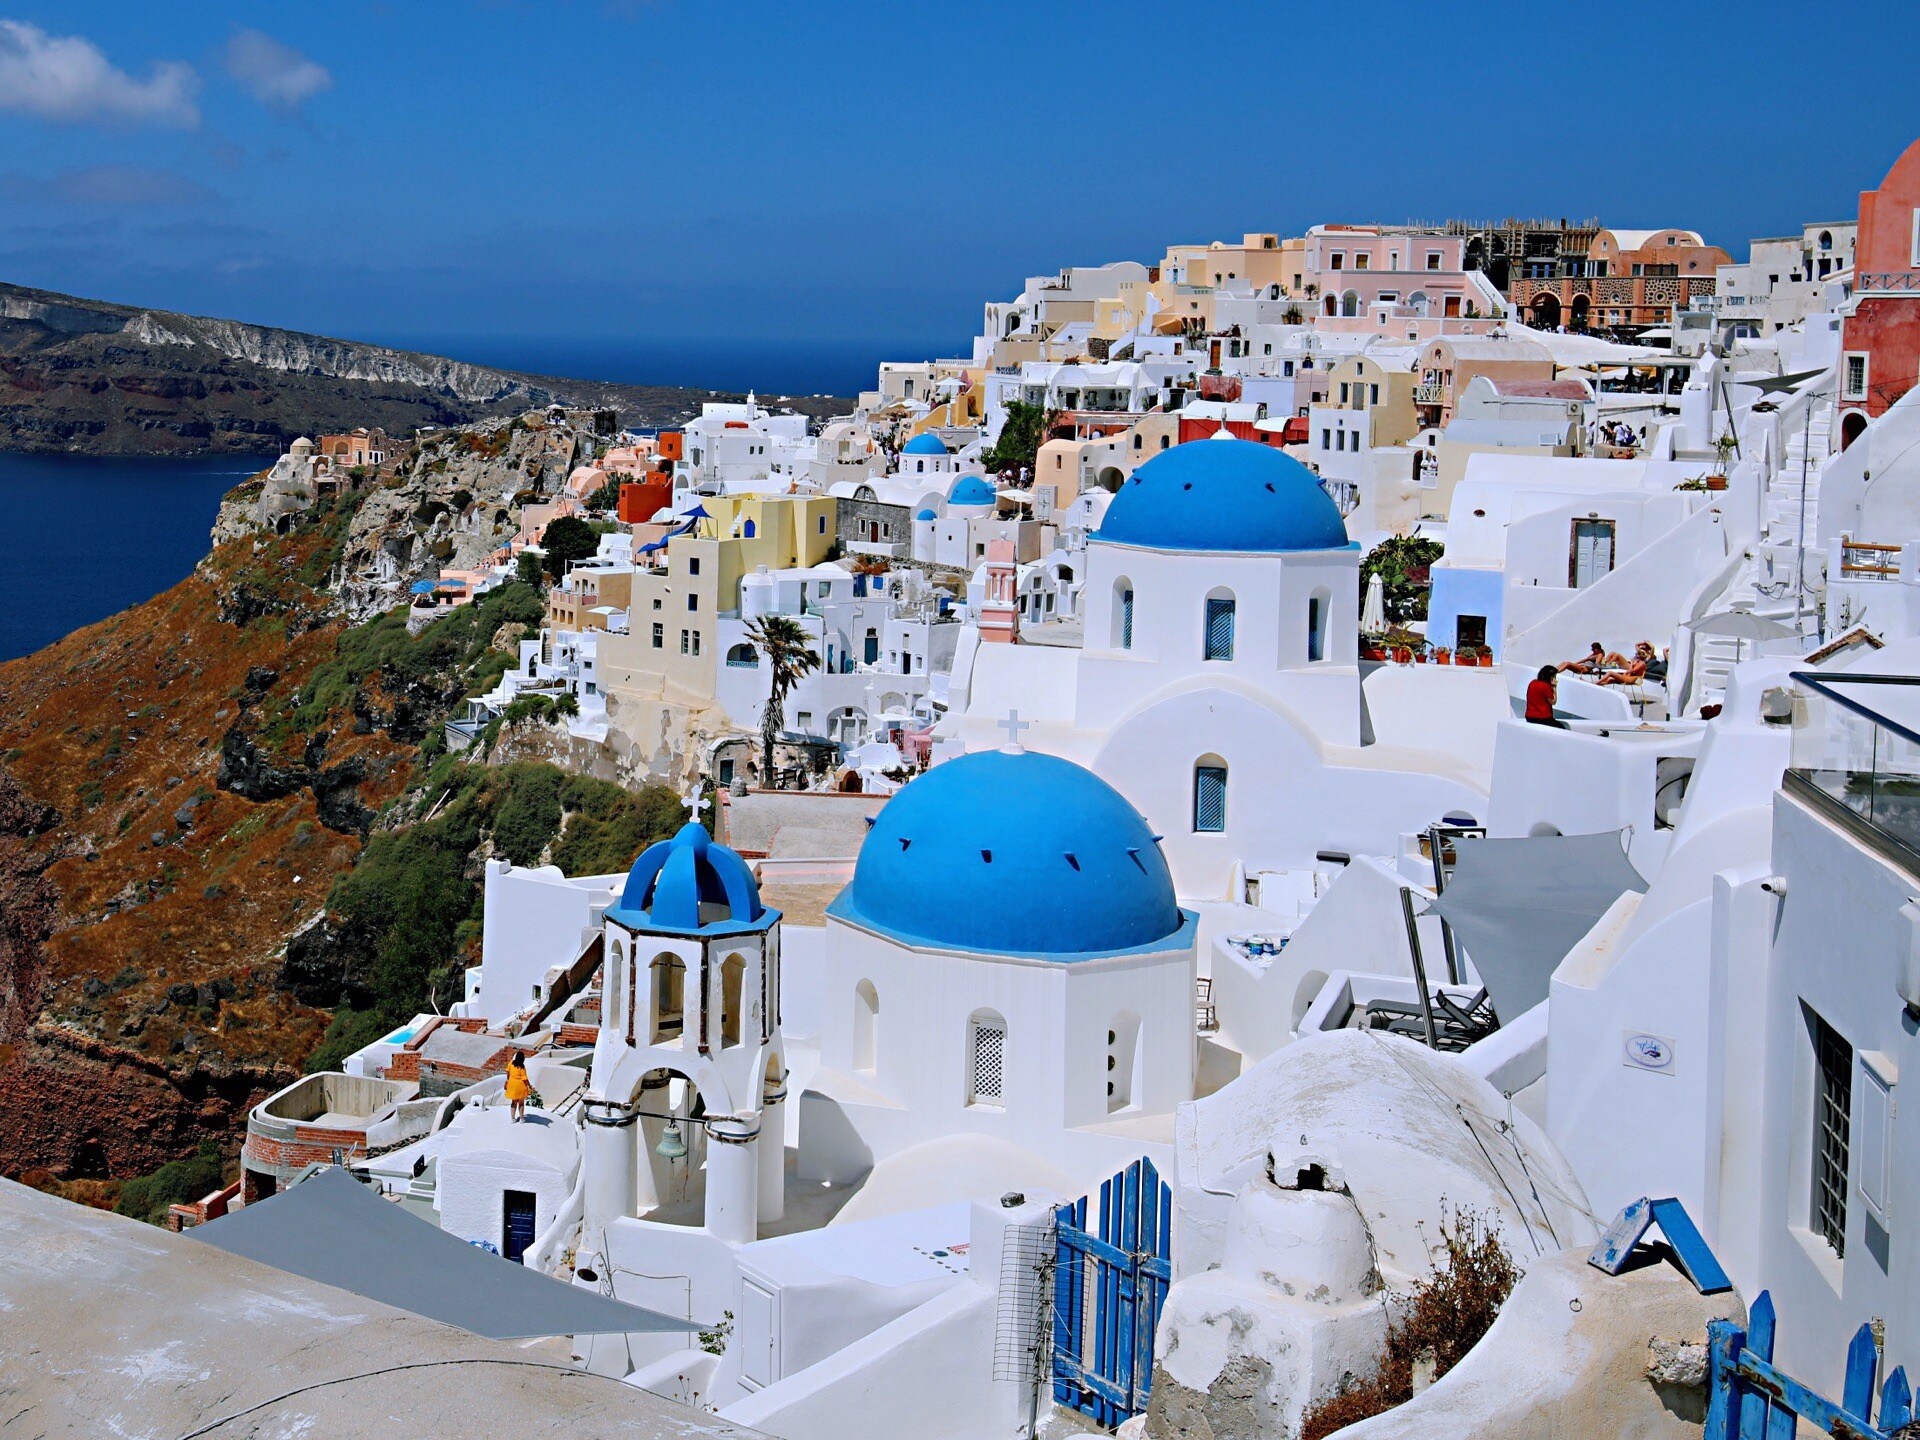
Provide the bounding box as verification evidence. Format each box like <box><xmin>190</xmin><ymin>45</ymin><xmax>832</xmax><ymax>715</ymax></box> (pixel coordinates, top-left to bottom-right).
<box><xmin>998</xmin><ymin>710</ymin><xmax>1030</xmax><ymax>753</ymax></box>
<box><xmin>683</xmin><ymin>782</ymin><xmax>710</xmax><ymax>823</ymax></box>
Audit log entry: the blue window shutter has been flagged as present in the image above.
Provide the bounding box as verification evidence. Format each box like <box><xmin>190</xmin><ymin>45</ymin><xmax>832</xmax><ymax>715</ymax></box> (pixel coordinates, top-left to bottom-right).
<box><xmin>1204</xmin><ymin>598</ymin><xmax>1235</xmax><ymax>661</ymax></box>
<box><xmin>1194</xmin><ymin>766</ymin><xmax>1227</xmax><ymax>832</ymax></box>
<box><xmin>1121</xmin><ymin>590</ymin><xmax>1134</xmax><ymax>649</ymax></box>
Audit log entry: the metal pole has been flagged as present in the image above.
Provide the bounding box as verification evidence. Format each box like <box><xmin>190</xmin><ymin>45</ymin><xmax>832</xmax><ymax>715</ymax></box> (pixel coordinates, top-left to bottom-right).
<box><xmin>1427</xmin><ymin>826</ymin><xmax>1463</xmax><ymax>986</ymax></box>
<box><xmin>1399</xmin><ymin>886</ymin><xmax>1440</xmax><ymax>1050</ymax></box>
<box><xmin>1796</xmin><ymin>396</ymin><xmax>1812</xmax><ymax>643</ymax></box>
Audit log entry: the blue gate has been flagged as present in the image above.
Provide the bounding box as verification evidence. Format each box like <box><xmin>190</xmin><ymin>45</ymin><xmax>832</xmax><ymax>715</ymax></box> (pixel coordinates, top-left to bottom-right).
<box><xmin>1053</xmin><ymin>1156</ymin><xmax>1173</xmax><ymax>1427</ymax></box>
<box><xmin>1707</xmin><ymin>1290</ymin><xmax>1912</xmax><ymax>1440</ymax></box>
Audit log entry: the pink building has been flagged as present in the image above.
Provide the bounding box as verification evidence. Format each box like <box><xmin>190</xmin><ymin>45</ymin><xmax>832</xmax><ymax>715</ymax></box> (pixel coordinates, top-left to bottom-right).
<box><xmin>1840</xmin><ymin>137</ymin><xmax>1920</xmax><ymax>448</ymax></box>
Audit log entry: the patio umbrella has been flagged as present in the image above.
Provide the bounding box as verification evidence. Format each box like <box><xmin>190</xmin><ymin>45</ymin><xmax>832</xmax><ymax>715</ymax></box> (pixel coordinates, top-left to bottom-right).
<box><xmin>1686</xmin><ymin>610</ymin><xmax>1797</xmax><ymax>665</ymax></box>
<box><xmin>1361</xmin><ymin>573</ymin><xmax>1387</xmax><ymax>635</ymax></box>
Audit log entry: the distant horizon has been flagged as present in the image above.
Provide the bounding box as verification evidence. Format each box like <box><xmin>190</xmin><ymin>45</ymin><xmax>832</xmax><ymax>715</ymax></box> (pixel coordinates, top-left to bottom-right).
<box><xmin>2</xmin><ymin>3</ymin><xmax>1912</xmax><ymax>361</ymax></box>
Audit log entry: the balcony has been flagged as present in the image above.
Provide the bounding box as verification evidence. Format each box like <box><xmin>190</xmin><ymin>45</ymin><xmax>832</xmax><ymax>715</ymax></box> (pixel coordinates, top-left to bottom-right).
<box><xmin>1856</xmin><ymin>271</ymin><xmax>1920</xmax><ymax>294</ymax></box>
<box><xmin>1788</xmin><ymin>673</ymin><xmax>1920</xmax><ymax>874</ymax></box>
<box><xmin>1413</xmin><ymin>382</ymin><xmax>1447</xmax><ymax>406</ymax></box>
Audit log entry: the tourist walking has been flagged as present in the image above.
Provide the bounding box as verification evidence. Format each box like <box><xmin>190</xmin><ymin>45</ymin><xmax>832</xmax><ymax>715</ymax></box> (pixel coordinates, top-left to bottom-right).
<box><xmin>505</xmin><ymin>1051</ymin><xmax>532</xmax><ymax>1121</ymax></box>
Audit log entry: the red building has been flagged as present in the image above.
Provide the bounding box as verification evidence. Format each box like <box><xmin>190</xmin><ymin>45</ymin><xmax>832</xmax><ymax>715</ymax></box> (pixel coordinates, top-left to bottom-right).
<box><xmin>1841</xmin><ymin>138</ymin><xmax>1920</xmax><ymax>447</ymax></box>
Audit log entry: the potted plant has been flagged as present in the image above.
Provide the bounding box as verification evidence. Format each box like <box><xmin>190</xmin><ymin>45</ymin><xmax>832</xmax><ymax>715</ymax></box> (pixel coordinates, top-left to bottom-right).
<box><xmin>1385</xmin><ymin>627</ymin><xmax>1423</xmax><ymax>664</ymax></box>
<box><xmin>1433</xmin><ymin>646</ymin><xmax>1452</xmax><ymax>666</ymax></box>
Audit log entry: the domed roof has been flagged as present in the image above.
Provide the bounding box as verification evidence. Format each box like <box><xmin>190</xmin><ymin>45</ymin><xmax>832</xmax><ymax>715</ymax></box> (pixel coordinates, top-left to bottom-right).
<box><xmin>902</xmin><ymin>432</ymin><xmax>949</xmax><ymax>456</ymax></box>
<box><xmin>915</xmin><ymin>507</ymin><xmax>939</xmax><ymax>521</ymax></box>
<box><xmin>829</xmin><ymin>751</ymin><xmax>1189</xmax><ymax>960</ymax></box>
<box><xmin>606</xmin><ymin>822</ymin><xmax>770</xmax><ymax>935</ymax></box>
<box><xmin>948</xmin><ymin>475</ymin><xmax>997</xmax><ymax>508</ymax></box>
<box><xmin>1094</xmin><ymin>438</ymin><xmax>1350</xmax><ymax>553</ymax></box>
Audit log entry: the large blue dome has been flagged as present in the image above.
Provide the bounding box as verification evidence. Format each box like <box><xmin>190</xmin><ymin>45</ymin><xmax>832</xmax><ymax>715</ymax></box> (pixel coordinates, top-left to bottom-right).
<box><xmin>607</xmin><ymin>822</ymin><xmax>771</xmax><ymax>935</ymax></box>
<box><xmin>948</xmin><ymin>475</ymin><xmax>997</xmax><ymax>508</ymax></box>
<box><xmin>829</xmin><ymin>751</ymin><xmax>1190</xmax><ymax>960</ymax></box>
<box><xmin>902</xmin><ymin>432</ymin><xmax>949</xmax><ymax>456</ymax></box>
<box><xmin>1094</xmin><ymin>437</ymin><xmax>1350</xmax><ymax>553</ymax></box>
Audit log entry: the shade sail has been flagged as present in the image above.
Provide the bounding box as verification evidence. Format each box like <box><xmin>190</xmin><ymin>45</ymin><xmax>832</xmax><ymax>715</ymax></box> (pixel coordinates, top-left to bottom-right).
<box><xmin>1424</xmin><ymin>830</ymin><xmax>1647</xmax><ymax>1021</ymax></box>
<box><xmin>1686</xmin><ymin>611</ymin><xmax>1797</xmax><ymax>641</ymax></box>
<box><xmin>194</xmin><ymin>1166</ymin><xmax>692</xmax><ymax>1339</ymax></box>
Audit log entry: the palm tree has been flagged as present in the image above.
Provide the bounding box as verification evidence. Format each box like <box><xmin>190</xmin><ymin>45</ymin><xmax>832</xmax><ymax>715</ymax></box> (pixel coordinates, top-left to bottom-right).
<box><xmin>743</xmin><ymin>614</ymin><xmax>820</xmax><ymax>789</ymax></box>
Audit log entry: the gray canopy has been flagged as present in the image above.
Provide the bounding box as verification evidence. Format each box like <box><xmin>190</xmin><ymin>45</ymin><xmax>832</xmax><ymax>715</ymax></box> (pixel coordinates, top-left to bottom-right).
<box><xmin>194</xmin><ymin>1165</ymin><xmax>692</xmax><ymax>1339</ymax></box>
<box><xmin>1425</xmin><ymin>830</ymin><xmax>1647</xmax><ymax>1020</ymax></box>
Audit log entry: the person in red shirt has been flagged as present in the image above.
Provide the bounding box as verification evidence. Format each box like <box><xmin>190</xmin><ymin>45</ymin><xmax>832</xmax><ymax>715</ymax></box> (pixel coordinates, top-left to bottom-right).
<box><xmin>1526</xmin><ymin>665</ymin><xmax>1568</xmax><ymax>728</ymax></box>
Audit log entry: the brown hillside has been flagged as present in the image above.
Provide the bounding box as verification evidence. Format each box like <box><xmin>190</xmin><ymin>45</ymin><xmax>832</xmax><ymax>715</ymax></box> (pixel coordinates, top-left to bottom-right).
<box><xmin>0</xmin><ymin>509</ymin><xmax>408</xmax><ymax>1183</ymax></box>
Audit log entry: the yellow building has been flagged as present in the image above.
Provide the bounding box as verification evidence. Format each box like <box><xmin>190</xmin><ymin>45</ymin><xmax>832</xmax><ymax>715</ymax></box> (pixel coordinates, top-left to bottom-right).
<box><xmin>1322</xmin><ymin>353</ymin><xmax>1422</xmax><ymax>448</ymax></box>
<box><xmin>598</xmin><ymin>493</ymin><xmax>835</xmax><ymax>713</ymax></box>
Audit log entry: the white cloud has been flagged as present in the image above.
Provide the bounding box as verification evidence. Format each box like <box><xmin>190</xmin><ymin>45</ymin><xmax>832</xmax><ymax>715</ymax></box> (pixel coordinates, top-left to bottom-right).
<box><xmin>0</xmin><ymin>20</ymin><xmax>199</xmax><ymax>128</ymax></box>
<box><xmin>222</xmin><ymin>29</ymin><xmax>331</xmax><ymax>112</ymax></box>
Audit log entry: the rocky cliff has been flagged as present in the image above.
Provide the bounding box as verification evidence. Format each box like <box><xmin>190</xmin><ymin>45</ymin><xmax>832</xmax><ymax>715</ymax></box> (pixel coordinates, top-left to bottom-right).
<box><xmin>0</xmin><ymin>279</ymin><xmax>847</xmax><ymax>454</ymax></box>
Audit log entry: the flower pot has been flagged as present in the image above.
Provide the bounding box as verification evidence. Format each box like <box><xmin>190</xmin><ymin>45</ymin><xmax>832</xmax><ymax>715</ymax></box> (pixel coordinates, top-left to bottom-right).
<box><xmin>1477</xmin><ymin>654</ymin><xmax>1493</xmax><ymax>667</ymax></box>
<box><xmin>1704</xmin><ymin>475</ymin><xmax>1728</xmax><ymax>491</ymax></box>
<box><xmin>1392</xmin><ymin>647</ymin><xmax>1413</xmax><ymax>664</ymax></box>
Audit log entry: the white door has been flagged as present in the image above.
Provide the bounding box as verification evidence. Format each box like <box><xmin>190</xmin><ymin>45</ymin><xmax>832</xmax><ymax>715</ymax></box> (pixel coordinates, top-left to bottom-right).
<box><xmin>1571</xmin><ymin>519</ymin><xmax>1616</xmax><ymax>589</ymax></box>
<box><xmin>737</xmin><ymin>1280</ymin><xmax>778</xmax><ymax>1391</ymax></box>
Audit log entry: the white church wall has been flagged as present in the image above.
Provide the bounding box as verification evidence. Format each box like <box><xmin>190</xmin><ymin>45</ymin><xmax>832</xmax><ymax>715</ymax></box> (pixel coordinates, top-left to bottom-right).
<box><xmin>1363</xmin><ymin>667</ymin><xmax>1512</xmax><ymax>790</ymax></box>
<box><xmin>1091</xmin><ymin>687</ymin><xmax>1482</xmax><ymax>896</ymax></box>
<box><xmin>437</xmin><ymin>1148</ymin><xmax>573</xmax><ymax>1256</ymax></box>
<box><xmin>1486</xmin><ymin>719</ymin><xmax>1668</xmax><ymax>864</ymax></box>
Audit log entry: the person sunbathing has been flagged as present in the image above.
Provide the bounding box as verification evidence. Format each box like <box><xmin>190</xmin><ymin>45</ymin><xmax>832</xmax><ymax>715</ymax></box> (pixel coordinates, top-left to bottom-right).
<box><xmin>1599</xmin><ymin>641</ymin><xmax>1658</xmax><ymax>686</ymax></box>
<box><xmin>1559</xmin><ymin>642</ymin><xmax>1617</xmax><ymax>675</ymax></box>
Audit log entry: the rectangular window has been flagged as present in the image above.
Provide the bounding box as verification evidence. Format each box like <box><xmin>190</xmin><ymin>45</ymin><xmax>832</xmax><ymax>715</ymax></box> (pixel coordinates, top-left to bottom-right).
<box><xmin>1844</xmin><ymin>353</ymin><xmax>1869</xmax><ymax>401</ymax></box>
<box><xmin>797</xmin><ymin>710</ymin><xmax>812</xmax><ymax>729</ymax></box>
<box><xmin>818</xmin><ymin>515</ymin><xmax>828</xmax><ymax>534</ymax></box>
<box><xmin>1194</xmin><ymin>764</ymin><xmax>1227</xmax><ymax>832</ymax></box>
<box><xmin>679</xmin><ymin>630</ymin><xmax>689</xmax><ymax>654</ymax></box>
<box><xmin>1426</xmin><ymin>252</ymin><xmax>1442</xmax><ymax>270</ymax></box>
<box><xmin>1283</xmin><ymin>360</ymin><xmax>1295</xmax><ymax>377</ymax></box>
<box><xmin>1354</xmin><ymin>253</ymin><xmax>1370</xmax><ymax>271</ymax></box>
<box><xmin>969</xmin><ymin>1020</ymin><xmax>1005</xmax><ymax>1105</ymax></box>
<box><xmin>1121</xmin><ymin>589</ymin><xmax>1134</xmax><ymax>649</ymax></box>
<box><xmin>1204</xmin><ymin>597</ymin><xmax>1235</xmax><ymax>661</ymax></box>
<box><xmin>1339</xmin><ymin>382</ymin><xmax>1350</xmax><ymax>404</ymax></box>
<box><xmin>1329</xmin><ymin>252</ymin><xmax>1344</xmax><ymax>270</ymax></box>
<box><xmin>651</xmin><ymin>623</ymin><xmax>663</xmax><ymax>648</ymax></box>
<box><xmin>1812</xmin><ymin>1012</ymin><xmax>1852</xmax><ymax>1257</ymax></box>
<box><xmin>1321</xmin><ymin>428</ymin><xmax>1332</xmax><ymax>450</ymax></box>
<box><xmin>688</xmin><ymin>557</ymin><xmax>700</xmax><ymax>576</ymax></box>
<box><xmin>1308</xmin><ymin>597</ymin><xmax>1324</xmax><ymax>662</ymax></box>
<box><xmin>1370</xmin><ymin>384</ymin><xmax>1380</xmax><ymax>406</ymax></box>
<box><xmin>687</xmin><ymin>593</ymin><xmax>698</xmax><ymax>611</ymax></box>
<box><xmin>691</xmin><ymin>632</ymin><xmax>701</xmax><ymax>657</ymax></box>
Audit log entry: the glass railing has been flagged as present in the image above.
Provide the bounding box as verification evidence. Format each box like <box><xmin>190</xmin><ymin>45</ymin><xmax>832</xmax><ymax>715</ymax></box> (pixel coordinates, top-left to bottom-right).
<box><xmin>1789</xmin><ymin>673</ymin><xmax>1920</xmax><ymax>865</ymax></box>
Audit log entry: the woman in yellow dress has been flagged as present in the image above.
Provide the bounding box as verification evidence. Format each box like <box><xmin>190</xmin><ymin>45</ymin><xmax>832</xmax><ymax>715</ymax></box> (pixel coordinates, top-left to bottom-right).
<box><xmin>504</xmin><ymin>1051</ymin><xmax>532</xmax><ymax>1122</ymax></box>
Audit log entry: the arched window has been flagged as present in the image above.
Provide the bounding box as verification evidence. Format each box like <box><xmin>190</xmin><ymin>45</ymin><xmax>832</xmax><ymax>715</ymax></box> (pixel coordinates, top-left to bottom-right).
<box><xmin>742</xmin><ymin>518</ymin><xmax>756</xmax><ymax>538</ymax></box>
<box><xmin>720</xmin><ymin>952</ymin><xmax>748</xmax><ymax>1047</ymax></box>
<box><xmin>853</xmin><ymin>980</ymin><xmax>878</xmax><ymax>1072</ymax></box>
<box><xmin>608</xmin><ymin>937</ymin><xmax>629</xmax><ymax>1042</ymax></box>
<box><xmin>1193</xmin><ymin>756</ymin><xmax>1228</xmax><ymax>833</ymax></box>
<box><xmin>1818</xmin><ymin>230</ymin><xmax>1833</xmax><ymax>251</ymax></box>
<box><xmin>1307</xmin><ymin>588</ymin><xmax>1330</xmax><ymax>663</ymax></box>
<box><xmin>650</xmin><ymin>953</ymin><xmax>686</xmax><ymax>1043</ymax></box>
<box><xmin>1107</xmin><ymin>1010</ymin><xmax>1143</xmax><ymax>1113</ymax></box>
<box><xmin>967</xmin><ymin>1008</ymin><xmax>1006</xmax><ymax>1108</ymax></box>
<box><xmin>1203</xmin><ymin>588</ymin><xmax>1235</xmax><ymax>661</ymax></box>
<box><xmin>1341</xmin><ymin>290</ymin><xmax>1360</xmax><ymax>317</ymax></box>
<box><xmin>1112</xmin><ymin>576</ymin><xmax>1135</xmax><ymax>649</ymax></box>
<box><xmin>726</xmin><ymin>643</ymin><xmax>758</xmax><ymax>668</ymax></box>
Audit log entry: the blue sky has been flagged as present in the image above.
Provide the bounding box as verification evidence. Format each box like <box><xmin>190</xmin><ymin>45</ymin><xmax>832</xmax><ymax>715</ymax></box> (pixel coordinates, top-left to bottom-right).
<box><xmin>2</xmin><ymin>1</ymin><xmax>1916</xmax><ymax>382</ymax></box>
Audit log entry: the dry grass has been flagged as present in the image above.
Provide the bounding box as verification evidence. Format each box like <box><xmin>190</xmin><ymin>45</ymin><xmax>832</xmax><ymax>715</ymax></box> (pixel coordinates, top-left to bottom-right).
<box><xmin>1301</xmin><ymin>1206</ymin><xmax>1521</xmax><ymax>1440</ymax></box>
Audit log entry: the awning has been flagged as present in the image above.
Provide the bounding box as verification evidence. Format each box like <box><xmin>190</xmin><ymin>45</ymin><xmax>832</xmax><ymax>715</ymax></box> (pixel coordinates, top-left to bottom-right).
<box><xmin>1423</xmin><ymin>830</ymin><xmax>1646</xmax><ymax>1020</ymax></box>
<box><xmin>193</xmin><ymin>1166</ymin><xmax>694</xmax><ymax>1339</ymax></box>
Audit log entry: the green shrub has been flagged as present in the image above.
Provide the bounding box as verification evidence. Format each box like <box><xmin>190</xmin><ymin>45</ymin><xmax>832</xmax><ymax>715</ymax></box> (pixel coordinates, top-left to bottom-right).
<box><xmin>116</xmin><ymin>1142</ymin><xmax>226</xmax><ymax>1226</ymax></box>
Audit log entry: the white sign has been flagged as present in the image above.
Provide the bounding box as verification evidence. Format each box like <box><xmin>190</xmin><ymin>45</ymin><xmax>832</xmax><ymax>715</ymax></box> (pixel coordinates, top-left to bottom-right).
<box><xmin>1623</xmin><ymin>1032</ymin><xmax>1676</xmax><ymax>1076</ymax></box>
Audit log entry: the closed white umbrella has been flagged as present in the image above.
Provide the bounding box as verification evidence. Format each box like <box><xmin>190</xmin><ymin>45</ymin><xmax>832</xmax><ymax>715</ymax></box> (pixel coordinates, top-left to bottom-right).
<box><xmin>1361</xmin><ymin>572</ymin><xmax>1387</xmax><ymax>635</ymax></box>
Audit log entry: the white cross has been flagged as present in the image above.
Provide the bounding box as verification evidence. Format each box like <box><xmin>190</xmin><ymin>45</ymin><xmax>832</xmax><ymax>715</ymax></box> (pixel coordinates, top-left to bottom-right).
<box><xmin>997</xmin><ymin>710</ymin><xmax>1030</xmax><ymax>752</ymax></box>
<box><xmin>682</xmin><ymin>783</ymin><xmax>710</xmax><ymax>823</ymax></box>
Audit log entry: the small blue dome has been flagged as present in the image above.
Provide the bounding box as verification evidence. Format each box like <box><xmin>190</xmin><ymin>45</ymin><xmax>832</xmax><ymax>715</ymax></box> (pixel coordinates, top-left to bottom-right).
<box><xmin>948</xmin><ymin>475</ymin><xmax>997</xmax><ymax>508</ymax></box>
<box><xmin>902</xmin><ymin>432</ymin><xmax>949</xmax><ymax>456</ymax></box>
<box><xmin>1095</xmin><ymin>438</ymin><xmax>1350</xmax><ymax>553</ymax></box>
<box><xmin>607</xmin><ymin>822</ymin><xmax>770</xmax><ymax>935</ymax></box>
<box><xmin>915</xmin><ymin>507</ymin><xmax>938</xmax><ymax>521</ymax></box>
<box><xmin>829</xmin><ymin>751</ymin><xmax>1189</xmax><ymax>960</ymax></box>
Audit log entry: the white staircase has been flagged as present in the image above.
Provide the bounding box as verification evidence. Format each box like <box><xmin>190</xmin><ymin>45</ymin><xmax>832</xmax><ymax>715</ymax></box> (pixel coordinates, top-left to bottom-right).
<box><xmin>1766</xmin><ymin>401</ymin><xmax>1830</xmax><ymax>537</ymax></box>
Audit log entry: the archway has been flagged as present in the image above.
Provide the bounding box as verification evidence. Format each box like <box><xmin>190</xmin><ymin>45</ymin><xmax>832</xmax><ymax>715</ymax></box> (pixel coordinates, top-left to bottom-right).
<box><xmin>1096</xmin><ymin>466</ymin><xmax>1124</xmax><ymax>493</ymax></box>
<box><xmin>649</xmin><ymin>953</ymin><xmax>686</xmax><ymax>1042</ymax></box>
<box><xmin>720</xmin><ymin>952</ymin><xmax>748</xmax><ymax>1047</ymax></box>
<box><xmin>1570</xmin><ymin>294</ymin><xmax>1590</xmax><ymax>331</ymax></box>
<box><xmin>1529</xmin><ymin>293</ymin><xmax>1562</xmax><ymax>328</ymax></box>
<box><xmin>1842</xmin><ymin>411</ymin><xmax>1869</xmax><ymax>451</ymax></box>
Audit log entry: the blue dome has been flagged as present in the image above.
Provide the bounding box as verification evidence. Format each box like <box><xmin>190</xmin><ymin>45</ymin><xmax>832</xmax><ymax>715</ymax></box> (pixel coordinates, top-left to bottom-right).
<box><xmin>1094</xmin><ymin>437</ymin><xmax>1350</xmax><ymax>553</ymax></box>
<box><xmin>902</xmin><ymin>432</ymin><xmax>949</xmax><ymax>456</ymax></box>
<box><xmin>914</xmin><ymin>507</ymin><xmax>938</xmax><ymax>521</ymax></box>
<box><xmin>948</xmin><ymin>475</ymin><xmax>997</xmax><ymax>508</ymax></box>
<box><xmin>829</xmin><ymin>751</ymin><xmax>1190</xmax><ymax>960</ymax></box>
<box><xmin>606</xmin><ymin>822</ymin><xmax>771</xmax><ymax>936</ymax></box>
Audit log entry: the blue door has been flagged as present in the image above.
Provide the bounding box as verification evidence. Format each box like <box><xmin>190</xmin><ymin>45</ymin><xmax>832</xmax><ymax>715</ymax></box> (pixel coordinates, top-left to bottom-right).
<box><xmin>1054</xmin><ymin>1156</ymin><xmax>1173</xmax><ymax>1427</ymax></box>
<box><xmin>503</xmin><ymin>1189</ymin><xmax>538</xmax><ymax>1263</ymax></box>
